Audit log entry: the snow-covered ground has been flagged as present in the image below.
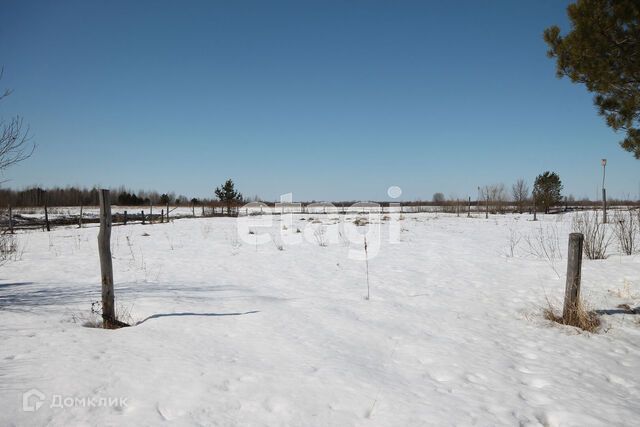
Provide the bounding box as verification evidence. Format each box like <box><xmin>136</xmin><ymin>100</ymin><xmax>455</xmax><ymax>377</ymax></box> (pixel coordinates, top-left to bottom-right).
<box><xmin>1</xmin><ymin>212</ymin><xmax>639</xmax><ymax>426</ymax></box>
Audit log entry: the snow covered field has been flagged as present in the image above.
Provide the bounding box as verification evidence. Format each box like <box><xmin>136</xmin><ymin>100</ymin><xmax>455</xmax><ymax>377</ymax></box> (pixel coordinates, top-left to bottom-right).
<box><xmin>1</xmin><ymin>212</ymin><xmax>639</xmax><ymax>426</ymax></box>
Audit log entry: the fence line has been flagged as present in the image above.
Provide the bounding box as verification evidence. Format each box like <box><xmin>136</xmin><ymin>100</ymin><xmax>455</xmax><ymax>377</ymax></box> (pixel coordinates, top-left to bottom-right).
<box><xmin>0</xmin><ymin>203</ymin><xmax>637</xmax><ymax>231</ymax></box>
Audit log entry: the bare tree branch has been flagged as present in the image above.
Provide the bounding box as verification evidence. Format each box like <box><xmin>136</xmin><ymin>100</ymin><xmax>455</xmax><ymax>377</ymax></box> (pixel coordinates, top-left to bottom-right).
<box><xmin>0</xmin><ymin>67</ymin><xmax>34</xmax><ymax>173</ymax></box>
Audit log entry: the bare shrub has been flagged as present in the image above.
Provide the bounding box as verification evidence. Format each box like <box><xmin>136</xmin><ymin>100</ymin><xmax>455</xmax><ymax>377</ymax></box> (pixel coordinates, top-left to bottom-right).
<box><xmin>506</xmin><ymin>226</ymin><xmax>521</xmax><ymax>257</ymax></box>
<box><xmin>481</xmin><ymin>183</ymin><xmax>508</xmax><ymax>214</ymax></box>
<box><xmin>608</xmin><ymin>279</ymin><xmax>637</xmax><ymax>299</ymax></box>
<box><xmin>0</xmin><ymin>231</ymin><xmax>21</xmax><ymax>263</ymax></box>
<box><xmin>512</xmin><ymin>179</ymin><xmax>529</xmax><ymax>214</ymax></box>
<box><xmin>523</xmin><ymin>223</ymin><xmax>563</xmax><ymax>277</ymax></box>
<box><xmin>314</xmin><ymin>227</ymin><xmax>327</xmax><ymax>247</ymax></box>
<box><xmin>613</xmin><ymin>210</ymin><xmax>638</xmax><ymax>255</ymax></box>
<box><xmin>572</xmin><ymin>211</ymin><xmax>612</xmax><ymax>259</ymax></box>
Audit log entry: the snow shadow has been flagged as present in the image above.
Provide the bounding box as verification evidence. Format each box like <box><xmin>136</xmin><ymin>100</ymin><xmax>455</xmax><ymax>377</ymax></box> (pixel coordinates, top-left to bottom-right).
<box><xmin>595</xmin><ymin>307</ymin><xmax>640</xmax><ymax>315</ymax></box>
<box><xmin>137</xmin><ymin>310</ymin><xmax>260</xmax><ymax>324</ymax></box>
<box><xmin>0</xmin><ymin>282</ymin><xmax>248</xmax><ymax>311</ymax></box>
<box><xmin>0</xmin><ymin>281</ymin><xmax>34</xmax><ymax>289</ymax></box>
<box><xmin>0</xmin><ymin>285</ymin><xmax>98</xmax><ymax>311</ymax></box>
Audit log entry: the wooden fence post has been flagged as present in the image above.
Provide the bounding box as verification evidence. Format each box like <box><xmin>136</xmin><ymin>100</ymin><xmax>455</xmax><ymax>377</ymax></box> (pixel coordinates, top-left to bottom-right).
<box><xmin>202</xmin><ymin>205</ymin><xmax>205</xmax><ymax>216</ymax></box>
<box><xmin>124</xmin><ymin>210</ymin><xmax>128</xmax><ymax>225</ymax></box>
<box><xmin>563</xmin><ymin>233</ymin><xmax>584</xmax><ymax>325</ymax></box>
<box><xmin>98</xmin><ymin>189</ymin><xmax>116</xmax><ymax>328</ymax></box>
<box><xmin>602</xmin><ymin>188</ymin><xmax>607</xmax><ymax>224</ymax></box>
<box><xmin>44</xmin><ymin>203</ymin><xmax>50</xmax><ymax>231</ymax></box>
<box><xmin>8</xmin><ymin>205</ymin><xmax>13</xmax><ymax>234</ymax></box>
<box><xmin>467</xmin><ymin>197</ymin><xmax>471</xmax><ymax>218</ymax></box>
<box><xmin>149</xmin><ymin>201</ymin><xmax>153</xmax><ymax>224</ymax></box>
<box><xmin>533</xmin><ymin>197</ymin><xmax>537</xmax><ymax>221</ymax></box>
<box><xmin>79</xmin><ymin>203</ymin><xmax>83</xmax><ymax>228</ymax></box>
<box><xmin>456</xmin><ymin>199</ymin><xmax>460</xmax><ymax>217</ymax></box>
<box><xmin>141</xmin><ymin>210</ymin><xmax>145</xmax><ymax>225</ymax></box>
<box><xmin>161</xmin><ymin>209</ymin><xmax>164</xmax><ymax>223</ymax></box>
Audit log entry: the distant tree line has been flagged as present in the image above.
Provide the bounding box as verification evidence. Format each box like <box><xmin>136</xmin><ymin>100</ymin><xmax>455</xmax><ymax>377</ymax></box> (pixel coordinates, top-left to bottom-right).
<box><xmin>0</xmin><ymin>178</ymin><xmax>637</xmax><ymax>211</ymax></box>
<box><xmin>0</xmin><ymin>186</ymin><xmax>216</xmax><ymax>208</ymax></box>
<box><xmin>430</xmin><ymin>171</ymin><xmax>638</xmax><ymax>214</ymax></box>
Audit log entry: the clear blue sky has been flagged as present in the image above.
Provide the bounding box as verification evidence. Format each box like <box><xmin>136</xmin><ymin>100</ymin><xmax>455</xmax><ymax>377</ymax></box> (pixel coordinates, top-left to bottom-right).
<box><xmin>1</xmin><ymin>0</ymin><xmax>638</xmax><ymax>201</ymax></box>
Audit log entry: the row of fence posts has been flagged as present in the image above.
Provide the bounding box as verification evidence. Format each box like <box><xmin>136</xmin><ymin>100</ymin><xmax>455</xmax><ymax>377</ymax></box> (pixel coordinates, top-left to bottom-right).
<box><xmin>93</xmin><ymin>188</ymin><xmax>589</xmax><ymax>329</ymax></box>
<box><xmin>4</xmin><ymin>200</ymin><xmax>618</xmax><ymax>232</ymax></box>
<box><xmin>24</xmin><ymin>203</ymin><xmax>175</xmax><ymax>231</ymax></box>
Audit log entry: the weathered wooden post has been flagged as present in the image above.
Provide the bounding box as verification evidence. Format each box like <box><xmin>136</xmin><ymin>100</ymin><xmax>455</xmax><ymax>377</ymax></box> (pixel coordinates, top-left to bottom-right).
<box><xmin>141</xmin><ymin>210</ymin><xmax>145</xmax><ymax>225</ymax></box>
<box><xmin>7</xmin><ymin>205</ymin><xmax>13</xmax><ymax>234</ymax></box>
<box><xmin>98</xmin><ymin>189</ymin><xmax>116</xmax><ymax>328</ymax></box>
<box><xmin>467</xmin><ymin>197</ymin><xmax>471</xmax><ymax>218</ymax></box>
<box><xmin>149</xmin><ymin>201</ymin><xmax>153</xmax><ymax>224</ymax></box>
<box><xmin>602</xmin><ymin>188</ymin><xmax>607</xmax><ymax>224</ymax></box>
<box><xmin>44</xmin><ymin>203</ymin><xmax>50</xmax><ymax>231</ymax></box>
<box><xmin>456</xmin><ymin>199</ymin><xmax>460</xmax><ymax>217</ymax></box>
<box><xmin>533</xmin><ymin>197</ymin><xmax>537</xmax><ymax>221</ymax></box>
<box><xmin>123</xmin><ymin>210</ymin><xmax>128</xmax><ymax>225</ymax></box>
<box><xmin>202</xmin><ymin>205</ymin><xmax>205</xmax><ymax>216</ymax></box>
<box><xmin>161</xmin><ymin>209</ymin><xmax>164</xmax><ymax>223</ymax></box>
<box><xmin>563</xmin><ymin>233</ymin><xmax>584</xmax><ymax>325</ymax></box>
<box><xmin>79</xmin><ymin>203</ymin><xmax>83</xmax><ymax>228</ymax></box>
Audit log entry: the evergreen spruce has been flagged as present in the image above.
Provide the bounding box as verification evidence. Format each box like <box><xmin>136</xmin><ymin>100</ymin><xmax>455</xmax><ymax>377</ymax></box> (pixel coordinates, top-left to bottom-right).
<box><xmin>533</xmin><ymin>172</ymin><xmax>563</xmax><ymax>214</ymax></box>
<box><xmin>215</xmin><ymin>179</ymin><xmax>243</xmax><ymax>215</ymax></box>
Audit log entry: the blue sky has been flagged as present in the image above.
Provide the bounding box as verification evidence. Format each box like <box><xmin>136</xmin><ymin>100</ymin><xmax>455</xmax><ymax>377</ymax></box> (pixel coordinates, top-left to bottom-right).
<box><xmin>1</xmin><ymin>0</ymin><xmax>638</xmax><ymax>201</ymax></box>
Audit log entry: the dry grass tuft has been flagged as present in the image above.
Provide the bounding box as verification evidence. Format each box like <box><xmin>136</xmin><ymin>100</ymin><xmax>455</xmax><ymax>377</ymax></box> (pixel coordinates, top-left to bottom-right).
<box><xmin>354</xmin><ymin>217</ymin><xmax>369</xmax><ymax>226</ymax></box>
<box><xmin>544</xmin><ymin>299</ymin><xmax>601</xmax><ymax>333</ymax></box>
<box><xmin>71</xmin><ymin>302</ymin><xmax>136</xmax><ymax>329</ymax></box>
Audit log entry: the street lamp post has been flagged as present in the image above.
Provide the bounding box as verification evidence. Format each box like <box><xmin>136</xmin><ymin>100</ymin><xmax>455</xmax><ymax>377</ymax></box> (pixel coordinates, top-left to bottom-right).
<box><xmin>601</xmin><ymin>159</ymin><xmax>607</xmax><ymax>224</ymax></box>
